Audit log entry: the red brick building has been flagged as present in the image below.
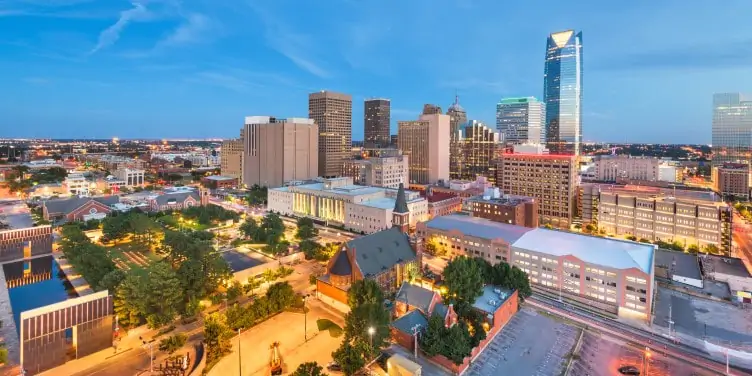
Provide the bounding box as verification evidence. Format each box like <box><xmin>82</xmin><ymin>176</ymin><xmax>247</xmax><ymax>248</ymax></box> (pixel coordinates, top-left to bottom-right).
<box><xmin>420</xmin><ymin>187</ymin><xmax>462</xmax><ymax>219</ymax></box>
<box><xmin>147</xmin><ymin>187</ymin><xmax>209</xmax><ymax>212</ymax></box>
<box><xmin>42</xmin><ymin>196</ymin><xmax>119</xmax><ymax>222</ymax></box>
<box><xmin>469</xmin><ymin>190</ymin><xmax>538</xmax><ymax>228</ymax></box>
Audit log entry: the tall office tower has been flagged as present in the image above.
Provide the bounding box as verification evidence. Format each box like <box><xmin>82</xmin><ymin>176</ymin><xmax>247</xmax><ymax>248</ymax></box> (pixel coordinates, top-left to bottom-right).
<box><xmin>544</xmin><ymin>30</ymin><xmax>583</xmax><ymax>155</ymax></box>
<box><xmin>496</xmin><ymin>97</ymin><xmax>544</xmax><ymax>144</ymax></box>
<box><xmin>447</xmin><ymin>95</ymin><xmax>468</xmax><ymax>183</ymax></box>
<box><xmin>451</xmin><ymin>120</ymin><xmax>503</xmax><ymax>182</ymax></box>
<box><xmin>220</xmin><ymin>138</ymin><xmax>243</xmax><ymax>181</ymax></box>
<box><xmin>364</xmin><ymin>98</ymin><xmax>391</xmax><ymax>149</ymax></box>
<box><xmin>241</xmin><ymin>116</ymin><xmax>318</xmax><ymax>188</ymax></box>
<box><xmin>309</xmin><ymin>91</ymin><xmax>353</xmax><ymax>177</ymax></box>
<box><xmin>712</xmin><ymin>93</ymin><xmax>752</xmax><ymax>167</ymax></box>
<box><xmin>494</xmin><ymin>148</ymin><xmax>577</xmax><ymax>229</ymax></box>
<box><xmin>398</xmin><ymin>113</ymin><xmax>450</xmax><ymax>184</ymax></box>
<box><xmin>422</xmin><ymin>104</ymin><xmax>443</xmax><ymax>115</ymax></box>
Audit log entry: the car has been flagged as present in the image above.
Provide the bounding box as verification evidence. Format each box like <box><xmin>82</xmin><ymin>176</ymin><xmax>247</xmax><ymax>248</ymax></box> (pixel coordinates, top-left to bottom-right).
<box><xmin>618</xmin><ymin>365</ymin><xmax>641</xmax><ymax>375</ymax></box>
<box><xmin>327</xmin><ymin>361</ymin><xmax>342</xmax><ymax>372</ymax></box>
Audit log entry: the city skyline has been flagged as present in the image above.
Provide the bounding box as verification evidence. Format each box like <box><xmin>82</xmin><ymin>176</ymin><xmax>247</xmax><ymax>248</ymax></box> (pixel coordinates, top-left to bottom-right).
<box><xmin>1</xmin><ymin>1</ymin><xmax>751</xmax><ymax>143</ymax></box>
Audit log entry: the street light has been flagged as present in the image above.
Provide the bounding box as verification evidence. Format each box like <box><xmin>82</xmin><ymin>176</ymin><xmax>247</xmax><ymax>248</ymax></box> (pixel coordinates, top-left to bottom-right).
<box><xmin>237</xmin><ymin>328</ymin><xmax>243</xmax><ymax>376</ymax></box>
<box><xmin>368</xmin><ymin>326</ymin><xmax>375</xmax><ymax>352</ymax></box>
<box><xmin>303</xmin><ymin>294</ymin><xmax>310</xmax><ymax>342</ymax></box>
<box><xmin>139</xmin><ymin>336</ymin><xmax>154</xmax><ymax>374</ymax></box>
<box><xmin>643</xmin><ymin>346</ymin><xmax>651</xmax><ymax>376</ymax></box>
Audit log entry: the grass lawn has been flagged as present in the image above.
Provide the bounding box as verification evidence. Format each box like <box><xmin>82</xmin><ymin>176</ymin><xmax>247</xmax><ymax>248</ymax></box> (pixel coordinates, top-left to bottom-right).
<box><xmin>108</xmin><ymin>242</ymin><xmax>161</xmax><ymax>271</ymax></box>
<box><xmin>158</xmin><ymin>214</ymin><xmax>210</xmax><ymax>231</ymax></box>
<box><xmin>316</xmin><ymin>319</ymin><xmax>343</xmax><ymax>338</ymax></box>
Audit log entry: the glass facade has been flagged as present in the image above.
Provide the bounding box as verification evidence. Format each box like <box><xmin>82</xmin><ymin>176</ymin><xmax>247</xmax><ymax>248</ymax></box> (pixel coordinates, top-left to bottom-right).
<box><xmin>712</xmin><ymin>93</ymin><xmax>752</xmax><ymax>167</ymax></box>
<box><xmin>496</xmin><ymin>97</ymin><xmax>544</xmax><ymax>144</ymax></box>
<box><xmin>544</xmin><ymin>30</ymin><xmax>583</xmax><ymax>156</ymax></box>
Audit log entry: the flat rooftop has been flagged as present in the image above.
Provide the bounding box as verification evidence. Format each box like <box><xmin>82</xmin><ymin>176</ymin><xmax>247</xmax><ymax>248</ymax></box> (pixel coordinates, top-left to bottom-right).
<box><xmin>473</xmin><ymin>285</ymin><xmax>514</xmax><ymax>314</ymax></box>
<box><xmin>220</xmin><ymin>250</ymin><xmax>266</xmax><ymax>272</ymax></box>
<box><xmin>280</xmin><ymin>182</ymin><xmax>385</xmax><ymax>196</ymax></box>
<box><xmin>594</xmin><ymin>184</ymin><xmax>727</xmax><ymax>207</ymax></box>
<box><xmin>204</xmin><ymin>175</ymin><xmax>236</xmax><ymax>181</ymax></box>
<box><xmin>655</xmin><ymin>249</ymin><xmax>702</xmax><ymax>280</ymax></box>
<box><xmin>701</xmin><ymin>255</ymin><xmax>752</xmax><ymax>278</ymax></box>
<box><xmin>423</xmin><ymin>215</ymin><xmax>534</xmax><ymax>244</ymax></box>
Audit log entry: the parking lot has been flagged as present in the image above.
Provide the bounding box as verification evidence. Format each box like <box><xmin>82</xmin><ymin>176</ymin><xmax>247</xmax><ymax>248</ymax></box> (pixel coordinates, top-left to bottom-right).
<box><xmin>466</xmin><ymin>307</ymin><xmax>579</xmax><ymax>376</ymax></box>
<box><xmin>571</xmin><ymin>331</ymin><xmax>714</xmax><ymax>376</ymax></box>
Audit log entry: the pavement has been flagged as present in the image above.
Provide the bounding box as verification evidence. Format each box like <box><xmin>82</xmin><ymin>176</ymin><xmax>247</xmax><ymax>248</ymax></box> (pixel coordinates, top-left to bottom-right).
<box><xmin>732</xmin><ymin>211</ymin><xmax>752</xmax><ymax>272</ymax></box>
<box><xmin>207</xmin><ymin>299</ymin><xmax>344</xmax><ymax>376</ymax></box>
<box><xmin>465</xmin><ymin>307</ymin><xmax>579</xmax><ymax>376</ymax></box>
<box><xmin>422</xmin><ymin>253</ymin><xmax>449</xmax><ymax>274</ymax></box>
<box><xmin>382</xmin><ymin>345</ymin><xmax>451</xmax><ymax>376</ymax></box>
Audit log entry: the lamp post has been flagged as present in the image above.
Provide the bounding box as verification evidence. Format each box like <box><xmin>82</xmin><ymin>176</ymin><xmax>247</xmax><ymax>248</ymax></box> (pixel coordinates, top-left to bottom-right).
<box><xmin>643</xmin><ymin>346</ymin><xmax>651</xmax><ymax>376</ymax></box>
<box><xmin>303</xmin><ymin>294</ymin><xmax>310</xmax><ymax>342</ymax></box>
<box><xmin>238</xmin><ymin>328</ymin><xmax>242</xmax><ymax>376</ymax></box>
<box><xmin>368</xmin><ymin>327</ymin><xmax>375</xmax><ymax>353</ymax></box>
<box><xmin>139</xmin><ymin>336</ymin><xmax>154</xmax><ymax>374</ymax></box>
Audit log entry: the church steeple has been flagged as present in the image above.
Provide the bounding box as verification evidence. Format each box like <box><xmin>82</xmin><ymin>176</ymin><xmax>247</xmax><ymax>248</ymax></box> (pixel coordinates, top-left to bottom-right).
<box><xmin>392</xmin><ymin>183</ymin><xmax>410</xmax><ymax>233</ymax></box>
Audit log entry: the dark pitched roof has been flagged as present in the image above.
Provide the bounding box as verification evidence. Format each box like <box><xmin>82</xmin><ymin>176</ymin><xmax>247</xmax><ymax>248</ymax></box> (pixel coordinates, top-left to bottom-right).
<box><xmin>432</xmin><ymin>302</ymin><xmax>449</xmax><ymax>320</ymax></box>
<box><xmin>346</xmin><ymin>227</ymin><xmax>416</xmax><ymax>277</ymax></box>
<box><xmin>391</xmin><ymin>309</ymin><xmax>428</xmax><ymax>335</ymax></box>
<box><xmin>393</xmin><ymin>183</ymin><xmax>409</xmax><ymax>213</ymax></box>
<box><xmin>329</xmin><ymin>250</ymin><xmax>352</xmax><ymax>276</ymax></box>
<box><xmin>153</xmin><ymin>191</ymin><xmax>200</xmax><ymax>206</ymax></box>
<box><xmin>44</xmin><ymin>196</ymin><xmax>119</xmax><ymax>215</ymax></box>
<box><xmin>396</xmin><ymin>282</ymin><xmax>435</xmax><ymax>314</ymax></box>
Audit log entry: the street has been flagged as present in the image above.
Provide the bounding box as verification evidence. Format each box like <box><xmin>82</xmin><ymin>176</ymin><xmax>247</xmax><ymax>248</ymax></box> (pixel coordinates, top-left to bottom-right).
<box><xmin>732</xmin><ymin>211</ymin><xmax>752</xmax><ymax>272</ymax></box>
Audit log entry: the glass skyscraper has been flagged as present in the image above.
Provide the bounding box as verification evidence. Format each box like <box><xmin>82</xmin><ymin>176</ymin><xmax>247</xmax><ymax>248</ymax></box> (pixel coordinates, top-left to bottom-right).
<box><xmin>712</xmin><ymin>93</ymin><xmax>752</xmax><ymax>167</ymax></box>
<box><xmin>496</xmin><ymin>97</ymin><xmax>544</xmax><ymax>144</ymax></box>
<box><xmin>543</xmin><ymin>30</ymin><xmax>583</xmax><ymax>155</ymax></box>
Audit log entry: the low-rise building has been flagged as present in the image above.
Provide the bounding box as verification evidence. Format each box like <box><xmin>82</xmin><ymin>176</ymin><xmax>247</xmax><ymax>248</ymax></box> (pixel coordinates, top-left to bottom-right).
<box><xmin>700</xmin><ymin>255</ymin><xmax>752</xmax><ymax>303</ymax></box>
<box><xmin>416</xmin><ymin>214</ymin><xmax>656</xmax><ymax>321</ymax></box>
<box><xmin>342</xmin><ymin>154</ymin><xmax>409</xmax><ymax>189</ymax></box>
<box><xmin>201</xmin><ymin>175</ymin><xmax>237</xmax><ymax>190</ymax></box>
<box><xmin>113</xmin><ymin>168</ymin><xmax>145</xmax><ymax>187</ymax></box>
<box><xmin>713</xmin><ymin>162</ymin><xmax>750</xmax><ymax>200</ymax></box>
<box><xmin>469</xmin><ymin>187</ymin><xmax>538</xmax><ymax>228</ymax></box>
<box><xmin>147</xmin><ymin>187</ymin><xmax>208</xmax><ymax>212</ymax></box>
<box><xmin>421</xmin><ymin>187</ymin><xmax>462</xmax><ymax>219</ymax></box>
<box><xmin>42</xmin><ymin>196</ymin><xmax>120</xmax><ymax>222</ymax></box>
<box><xmin>268</xmin><ymin>178</ymin><xmax>428</xmax><ymax>234</ymax></box>
<box><xmin>654</xmin><ymin>249</ymin><xmax>703</xmax><ymax>288</ymax></box>
<box><xmin>64</xmin><ymin>173</ymin><xmax>90</xmax><ymax>196</ymax></box>
<box><xmin>579</xmin><ymin>183</ymin><xmax>733</xmax><ymax>255</ymax></box>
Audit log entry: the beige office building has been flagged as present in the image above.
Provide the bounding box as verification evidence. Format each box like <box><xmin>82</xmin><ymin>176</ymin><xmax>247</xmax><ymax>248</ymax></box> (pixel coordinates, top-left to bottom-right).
<box><xmin>309</xmin><ymin>91</ymin><xmax>352</xmax><ymax>177</ymax></box>
<box><xmin>342</xmin><ymin>154</ymin><xmax>409</xmax><ymax>189</ymax></box>
<box><xmin>451</xmin><ymin>120</ymin><xmax>502</xmax><ymax>182</ymax></box>
<box><xmin>221</xmin><ymin>139</ymin><xmax>243</xmax><ymax>181</ymax></box>
<box><xmin>398</xmin><ymin>113</ymin><xmax>450</xmax><ymax>185</ymax></box>
<box><xmin>713</xmin><ymin>163</ymin><xmax>750</xmax><ymax>200</ymax></box>
<box><xmin>241</xmin><ymin>116</ymin><xmax>318</xmax><ymax>188</ymax></box>
<box><xmin>495</xmin><ymin>151</ymin><xmax>578</xmax><ymax>229</ymax></box>
<box><xmin>579</xmin><ymin>183</ymin><xmax>733</xmax><ymax>255</ymax></box>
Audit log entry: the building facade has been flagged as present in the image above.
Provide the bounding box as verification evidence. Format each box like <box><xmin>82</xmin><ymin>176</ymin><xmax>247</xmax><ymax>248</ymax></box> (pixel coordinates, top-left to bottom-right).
<box><xmin>544</xmin><ymin>30</ymin><xmax>583</xmax><ymax>156</ymax></box>
<box><xmin>494</xmin><ymin>153</ymin><xmax>578</xmax><ymax>229</ymax></box>
<box><xmin>469</xmin><ymin>188</ymin><xmax>539</xmax><ymax>228</ymax></box>
<box><xmin>241</xmin><ymin>116</ymin><xmax>319</xmax><ymax>188</ymax></box>
<box><xmin>309</xmin><ymin>91</ymin><xmax>352</xmax><ymax>177</ymax></box>
<box><xmin>0</xmin><ymin>225</ymin><xmax>53</xmax><ymax>262</ymax></box>
<box><xmin>398</xmin><ymin>113</ymin><xmax>450</xmax><ymax>185</ymax></box>
<box><xmin>64</xmin><ymin>173</ymin><xmax>90</xmax><ymax>196</ymax></box>
<box><xmin>594</xmin><ymin>155</ymin><xmax>662</xmax><ymax>182</ymax></box>
<box><xmin>712</xmin><ymin>93</ymin><xmax>752</xmax><ymax>167</ymax></box>
<box><xmin>713</xmin><ymin>163</ymin><xmax>750</xmax><ymax>200</ymax></box>
<box><xmin>579</xmin><ymin>183</ymin><xmax>733</xmax><ymax>255</ymax></box>
<box><xmin>421</xmin><ymin>188</ymin><xmax>462</xmax><ymax>219</ymax></box>
<box><xmin>422</xmin><ymin>104</ymin><xmax>442</xmax><ymax>115</ymax></box>
<box><xmin>268</xmin><ymin>177</ymin><xmax>428</xmax><ymax>234</ymax></box>
<box><xmin>342</xmin><ymin>154</ymin><xmax>409</xmax><ymax>189</ymax></box>
<box><xmin>417</xmin><ymin>215</ymin><xmax>655</xmax><ymax>321</ymax></box>
<box><xmin>220</xmin><ymin>138</ymin><xmax>243</xmax><ymax>181</ymax></box>
<box><xmin>496</xmin><ymin>97</ymin><xmax>544</xmax><ymax>144</ymax></box>
<box><xmin>451</xmin><ymin>120</ymin><xmax>502</xmax><ymax>182</ymax></box>
<box><xmin>364</xmin><ymin>98</ymin><xmax>391</xmax><ymax>148</ymax></box>
<box><xmin>113</xmin><ymin>168</ymin><xmax>145</xmax><ymax>187</ymax></box>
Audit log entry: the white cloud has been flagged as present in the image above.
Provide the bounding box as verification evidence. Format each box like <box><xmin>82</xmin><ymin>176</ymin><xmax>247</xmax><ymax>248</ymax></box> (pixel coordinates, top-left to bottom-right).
<box><xmin>89</xmin><ymin>2</ymin><xmax>149</xmax><ymax>54</ymax></box>
<box><xmin>156</xmin><ymin>12</ymin><xmax>211</xmax><ymax>48</ymax></box>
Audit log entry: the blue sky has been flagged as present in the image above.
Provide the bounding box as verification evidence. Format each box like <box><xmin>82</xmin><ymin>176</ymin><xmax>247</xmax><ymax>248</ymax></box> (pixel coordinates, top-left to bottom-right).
<box><xmin>1</xmin><ymin>0</ymin><xmax>750</xmax><ymax>143</ymax></box>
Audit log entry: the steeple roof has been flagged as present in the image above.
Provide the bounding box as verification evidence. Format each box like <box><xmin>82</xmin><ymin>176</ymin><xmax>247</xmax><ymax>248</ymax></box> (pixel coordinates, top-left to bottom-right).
<box><xmin>393</xmin><ymin>183</ymin><xmax>409</xmax><ymax>213</ymax></box>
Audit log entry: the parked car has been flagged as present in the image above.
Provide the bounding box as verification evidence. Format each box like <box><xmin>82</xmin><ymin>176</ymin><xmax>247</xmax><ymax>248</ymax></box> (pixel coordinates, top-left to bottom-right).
<box><xmin>327</xmin><ymin>361</ymin><xmax>342</xmax><ymax>372</ymax></box>
<box><xmin>618</xmin><ymin>365</ymin><xmax>640</xmax><ymax>375</ymax></box>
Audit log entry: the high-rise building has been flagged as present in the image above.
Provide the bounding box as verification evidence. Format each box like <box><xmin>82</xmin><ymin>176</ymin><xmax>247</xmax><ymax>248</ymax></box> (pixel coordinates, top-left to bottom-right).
<box><xmin>309</xmin><ymin>91</ymin><xmax>353</xmax><ymax>177</ymax></box>
<box><xmin>712</xmin><ymin>93</ymin><xmax>752</xmax><ymax>167</ymax></box>
<box><xmin>447</xmin><ymin>95</ymin><xmax>468</xmax><ymax>182</ymax></box>
<box><xmin>398</xmin><ymin>113</ymin><xmax>450</xmax><ymax>184</ymax></box>
<box><xmin>220</xmin><ymin>138</ymin><xmax>243</xmax><ymax>181</ymax></box>
<box><xmin>712</xmin><ymin>163</ymin><xmax>751</xmax><ymax>200</ymax></box>
<box><xmin>422</xmin><ymin>104</ymin><xmax>442</xmax><ymax>115</ymax></box>
<box><xmin>241</xmin><ymin>116</ymin><xmax>318</xmax><ymax>188</ymax></box>
<box><xmin>544</xmin><ymin>30</ymin><xmax>583</xmax><ymax>155</ymax></box>
<box><xmin>496</xmin><ymin>97</ymin><xmax>544</xmax><ymax>144</ymax></box>
<box><xmin>364</xmin><ymin>98</ymin><xmax>391</xmax><ymax>148</ymax></box>
<box><xmin>494</xmin><ymin>149</ymin><xmax>577</xmax><ymax>229</ymax></box>
<box><xmin>451</xmin><ymin>120</ymin><xmax>502</xmax><ymax>182</ymax></box>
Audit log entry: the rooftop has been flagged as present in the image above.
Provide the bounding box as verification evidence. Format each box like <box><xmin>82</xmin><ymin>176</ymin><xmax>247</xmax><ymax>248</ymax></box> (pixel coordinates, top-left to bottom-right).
<box><xmin>420</xmin><ymin>191</ymin><xmax>458</xmax><ymax>203</ymax></box>
<box><xmin>396</xmin><ymin>282</ymin><xmax>436</xmax><ymax>314</ymax></box>
<box><xmin>655</xmin><ymin>249</ymin><xmax>702</xmax><ymax>280</ymax></box>
<box><xmin>423</xmin><ymin>215</ymin><xmax>534</xmax><ymax>244</ymax></box>
<box><xmin>345</xmin><ymin>227</ymin><xmax>417</xmax><ymax>277</ymax></box>
<box><xmin>203</xmin><ymin>175</ymin><xmax>236</xmax><ymax>181</ymax></box>
<box><xmin>280</xmin><ymin>182</ymin><xmax>384</xmax><ymax>196</ymax></box>
<box><xmin>473</xmin><ymin>285</ymin><xmax>514</xmax><ymax>314</ymax></box>
<box><xmin>701</xmin><ymin>255</ymin><xmax>752</xmax><ymax>278</ymax></box>
<box><xmin>593</xmin><ymin>184</ymin><xmax>727</xmax><ymax>208</ymax></box>
<box><xmin>391</xmin><ymin>309</ymin><xmax>428</xmax><ymax>335</ymax></box>
<box><xmin>513</xmin><ymin>229</ymin><xmax>655</xmax><ymax>274</ymax></box>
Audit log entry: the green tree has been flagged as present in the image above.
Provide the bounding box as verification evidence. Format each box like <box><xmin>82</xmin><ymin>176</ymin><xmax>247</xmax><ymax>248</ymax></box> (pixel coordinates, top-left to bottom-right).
<box><xmin>114</xmin><ymin>273</ymin><xmax>146</xmax><ymax>328</ymax></box>
<box><xmin>687</xmin><ymin>244</ymin><xmax>700</xmax><ymax>254</ymax></box>
<box><xmin>443</xmin><ymin>256</ymin><xmax>484</xmax><ymax>306</ymax></box>
<box><xmin>102</xmin><ymin>214</ymin><xmax>129</xmax><ymax>244</ymax></box>
<box><xmin>443</xmin><ymin>323</ymin><xmax>472</xmax><ymax>364</ymax></box>
<box><xmin>266</xmin><ymin>282</ymin><xmax>296</xmax><ymax>312</ymax></box>
<box><xmin>424</xmin><ymin>236</ymin><xmax>447</xmax><ymax>257</ymax></box>
<box><xmin>296</xmin><ymin>217</ymin><xmax>319</xmax><ymax>240</ymax></box>
<box><xmin>143</xmin><ymin>262</ymin><xmax>184</xmax><ymax>328</ymax></box>
<box><xmin>343</xmin><ymin>303</ymin><xmax>390</xmax><ymax>356</ymax></box>
<box><xmin>488</xmin><ymin>262</ymin><xmax>532</xmax><ymax>301</ymax></box>
<box><xmin>158</xmin><ymin>333</ymin><xmax>187</xmax><ymax>355</ymax></box>
<box><xmin>331</xmin><ymin>341</ymin><xmax>365</xmax><ymax>376</ymax></box>
<box><xmin>226</xmin><ymin>281</ymin><xmax>243</xmax><ymax>301</ymax></box>
<box><xmin>244</xmin><ymin>277</ymin><xmax>262</xmax><ymax>295</ymax></box>
<box><xmin>292</xmin><ymin>362</ymin><xmax>327</xmax><ymax>376</ymax></box>
<box><xmin>262</xmin><ymin>268</ymin><xmax>278</xmax><ymax>284</ymax></box>
<box><xmin>704</xmin><ymin>244</ymin><xmax>720</xmax><ymax>254</ymax></box>
<box><xmin>418</xmin><ymin>315</ymin><xmax>446</xmax><ymax>357</ymax></box>
<box><xmin>204</xmin><ymin>313</ymin><xmax>233</xmax><ymax>363</ymax></box>
<box><xmin>347</xmin><ymin>279</ymin><xmax>384</xmax><ymax>309</ymax></box>
<box><xmin>239</xmin><ymin>217</ymin><xmax>259</xmax><ymax>240</ymax></box>
<box><xmin>96</xmin><ymin>268</ymin><xmax>127</xmax><ymax>293</ymax></box>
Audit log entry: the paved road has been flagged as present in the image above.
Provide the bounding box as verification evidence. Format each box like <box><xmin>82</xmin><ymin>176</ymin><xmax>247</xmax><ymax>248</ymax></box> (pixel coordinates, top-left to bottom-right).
<box><xmin>528</xmin><ymin>296</ymin><xmax>750</xmax><ymax>375</ymax></box>
<box><xmin>732</xmin><ymin>211</ymin><xmax>752</xmax><ymax>271</ymax></box>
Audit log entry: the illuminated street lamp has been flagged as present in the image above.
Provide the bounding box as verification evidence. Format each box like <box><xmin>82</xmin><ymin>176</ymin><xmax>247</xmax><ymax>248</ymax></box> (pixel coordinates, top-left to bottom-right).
<box><xmin>368</xmin><ymin>326</ymin><xmax>375</xmax><ymax>352</ymax></box>
<box><xmin>643</xmin><ymin>346</ymin><xmax>651</xmax><ymax>376</ymax></box>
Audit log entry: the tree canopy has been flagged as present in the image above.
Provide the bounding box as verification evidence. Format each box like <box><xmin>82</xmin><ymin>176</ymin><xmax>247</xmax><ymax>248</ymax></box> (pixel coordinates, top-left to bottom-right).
<box><xmin>443</xmin><ymin>256</ymin><xmax>484</xmax><ymax>307</ymax></box>
<box><xmin>291</xmin><ymin>362</ymin><xmax>328</xmax><ymax>376</ymax></box>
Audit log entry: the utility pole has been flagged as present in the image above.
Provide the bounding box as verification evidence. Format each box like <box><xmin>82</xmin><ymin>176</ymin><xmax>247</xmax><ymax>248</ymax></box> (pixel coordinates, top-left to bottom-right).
<box><xmin>411</xmin><ymin>325</ymin><xmax>421</xmax><ymax>359</ymax></box>
<box><xmin>238</xmin><ymin>328</ymin><xmax>242</xmax><ymax>376</ymax></box>
<box><xmin>140</xmin><ymin>337</ymin><xmax>154</xmax><ymax>374</ymax></box>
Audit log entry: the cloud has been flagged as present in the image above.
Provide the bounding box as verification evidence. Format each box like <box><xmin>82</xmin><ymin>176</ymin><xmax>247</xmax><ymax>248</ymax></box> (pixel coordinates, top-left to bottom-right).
<box><xmin>155</xmin><ymin>12</ymin><xmax>212</xmax><ymax>48</ymax></box>
<box><xmin>89</xmin><ymin>2</ymin><xmax>149</xmax><ymax>54</ymax></box>
<box><xmin>250</xmin><ymin>4</ymin><xmax>331</xmax><ymax>78</ymax></box>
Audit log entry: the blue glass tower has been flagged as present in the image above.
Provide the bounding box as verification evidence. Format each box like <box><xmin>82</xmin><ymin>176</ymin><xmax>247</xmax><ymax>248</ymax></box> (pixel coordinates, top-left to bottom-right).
<box><xmin>544</xmin><ymin>30</ymin><xmax>583</xmax><ymax>155</ymax></box>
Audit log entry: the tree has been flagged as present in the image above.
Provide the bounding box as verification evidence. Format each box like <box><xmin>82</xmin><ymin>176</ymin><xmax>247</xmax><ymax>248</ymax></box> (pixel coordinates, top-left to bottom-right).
<box><xmin>419</xmin><ymin>315</ymin><xmax>446</xmax><ymax>357</ymax></box>
<box><xmin>347</xmin><ymin>279</ymin><xmax>384</xmax><ymax>309</ymax></box>
<box><xmin>114</xmin><ymin>273</ymin><xmax>146</xmax><ymax>328</ymax></box>
<box><xmin>204</xmin><ymin>313</ymin><xmax>233</xmax><ymax>363</ymax></box>
<box><xmin>424</xmin><ymin>236</ymin><xmax>447</xmax><ymax>257</ymax></box>
<box><xmin>158</xmin><ymin>334</ymin><xmax>187</xmax><ymax>355</ymax></box>
<box><xmin>244</xmin><ymin>277</ymin><xmax>262</xmax><ymax>295</ymax></box>
<box><xmin>343</xmin><ymin>302</ymin><xmax>391</xmax><ymax>356</ymax></box>
<box><xmin>703</xmin><ymin>244</ymin><xmax>720</xmax><ymax>254</ymax></box>
<box><xmin>443</xmin><ymin>256</ymin><xmax>484</xmax><ymax>306</ymax></box>
<box><xmin>331</xmin><ymin>341</ymin><xmax>365</xmax><ymax>376</ymax></box>
<box><xmin>143</xmin><ymin>262</ymin><xmax>183</xmax><ymax>328</ymax></box>
<box><xmin>296</xmin><ymin>217</ymin><xmax>319</xmax><ymax>240</ymax></box>
<box><xmin>96</xmin><ymin>268</ymin><xmax>127</xmax><ymax>293</ymax></box>
<box><xmin>226</xmin><ymin>281</ymin><xmax>243</xmax><ymax>301</ymax></box>
<box><xmin>239</xmin><ymin>217</ymin><xmax>259</xmax><ymax>240</ymax></box>
<box><xmin>626</xmin><ymin>235</ymin><xmax>637</xmax><ymax>241</ymax></box>
<box><xmin>687</xmin><ymin>244</ymin><xmax>700</xmax><ymax>254</ymax></box>
<box><xmin>443</xmin><ymin>323</ymin><xmax>472</xmax><ymax>364</ymax></box>
<box><xmin>292</xmin><ymin>362</ymin><xmax>327</xmax><ymax>376</ymax></box>
<box><xmin>265</xmin><ymin>282</ymin><xmax>296</xmax><ymax>313</ymax></box>
<box><xmin>488</xmin><ymin>262</ymin><xmax>532</xmax><ymax>301</ymax></box>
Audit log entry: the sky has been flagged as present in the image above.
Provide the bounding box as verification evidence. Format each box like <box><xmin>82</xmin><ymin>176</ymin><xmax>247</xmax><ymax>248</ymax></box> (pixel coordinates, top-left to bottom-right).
<box><xmin>1</xmin><ymin>0</ymin><xmax>751</xmax><ymax>144</ymax></box>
